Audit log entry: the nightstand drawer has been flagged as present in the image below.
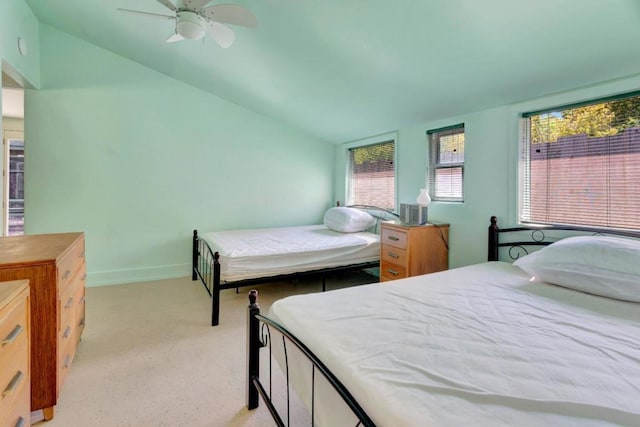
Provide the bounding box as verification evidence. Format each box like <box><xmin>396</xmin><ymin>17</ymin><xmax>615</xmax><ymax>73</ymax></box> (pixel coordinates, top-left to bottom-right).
<box><xmin>380</xmin><ymin>261</ymin><xmax>407</xmax><ymax>280</ymax></box>
<box><xmin>381</xmin><ymin>246</ymin><xmax>407</xmax><ymax>265</ymax></box>
<box><xmin>381</xmin><ymin>228</ymin><xmax>407</xmax><ymax>249</ymax></box>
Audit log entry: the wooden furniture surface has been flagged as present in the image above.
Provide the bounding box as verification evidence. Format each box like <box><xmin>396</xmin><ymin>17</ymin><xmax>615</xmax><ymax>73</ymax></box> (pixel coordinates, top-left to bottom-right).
<box><xmin>0</xmin><ymin>280</ymin><xmax>30</xmax><ymax>427</ymax></box>
<box><xmin>380</xmin><ymin>222</ymin><xmax>449</xmax><ymax>281</ymax></box>
<box><xmin>0</xmin><ymin>233</ymin><xmax>85</xmax><ymax>420</ymax></box>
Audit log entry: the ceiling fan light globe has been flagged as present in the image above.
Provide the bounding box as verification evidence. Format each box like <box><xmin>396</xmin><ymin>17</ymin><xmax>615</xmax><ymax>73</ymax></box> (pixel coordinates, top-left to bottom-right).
<box><xmin>176</xmin><ymin>11</ymin><xmax>205</xmax><ymax>40</ymax></box>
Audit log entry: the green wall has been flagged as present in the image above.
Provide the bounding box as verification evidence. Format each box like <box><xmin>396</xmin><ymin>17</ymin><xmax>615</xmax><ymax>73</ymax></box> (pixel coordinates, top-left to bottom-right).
<box><xmin>335</xmin><ymin>74</ymin><xmax>640</xmax><ymax>269</ymax></box>
<box><xmin>26</xmin><ymin>24</ymin><xmax>333</xmax><ymax>286</ymax></box>
<box><xmin>0</xmin><ymin>0</ymin><xmax>40</xmax><ymax>231</ymax></box>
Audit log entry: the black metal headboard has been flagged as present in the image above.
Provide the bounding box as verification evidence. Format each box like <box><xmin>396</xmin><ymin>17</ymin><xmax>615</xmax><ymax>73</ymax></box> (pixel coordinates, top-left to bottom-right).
<box><xmin>487</xmin><ymin>216</ymin><xmax>640</xmax><ymax>262</ymax></box>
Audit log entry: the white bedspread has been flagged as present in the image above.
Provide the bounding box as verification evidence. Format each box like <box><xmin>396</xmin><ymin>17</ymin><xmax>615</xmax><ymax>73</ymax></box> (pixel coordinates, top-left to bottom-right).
<box><xmin>268</xmin><ymin>262</ymin><xmax>640</xmax><ymax>426</ymax></box>
<box><xmin>201</xmin><ymin>225</ymin><xmax>379</xmax><ymax>282</ymax></box>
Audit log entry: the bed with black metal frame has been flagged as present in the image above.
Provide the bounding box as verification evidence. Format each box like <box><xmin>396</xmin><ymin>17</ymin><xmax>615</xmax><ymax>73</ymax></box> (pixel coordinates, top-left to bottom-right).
<box><xmin>192</xmin><ymin>205</ymin><xmax>397</xmax><ymax>326</ymax></box>
<box><xmin>245</xmin><ymin>215</ymin><xmax>640</xmax><ymax>426</ymax></box>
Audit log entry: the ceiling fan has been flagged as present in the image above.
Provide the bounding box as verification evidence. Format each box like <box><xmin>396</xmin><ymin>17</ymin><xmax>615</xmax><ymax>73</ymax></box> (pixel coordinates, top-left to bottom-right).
<box><xmin>118</xmin><ymin>0</ymin><xmax>257</xmax><ymax>48</ymax></box>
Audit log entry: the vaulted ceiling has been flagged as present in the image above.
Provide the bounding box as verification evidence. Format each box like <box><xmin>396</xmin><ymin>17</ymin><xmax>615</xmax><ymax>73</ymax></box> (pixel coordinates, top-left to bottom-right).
<box><xmin>25</xmin><ymin>0</ymin><xmax>640</xmax><ymax>142</ymax></box>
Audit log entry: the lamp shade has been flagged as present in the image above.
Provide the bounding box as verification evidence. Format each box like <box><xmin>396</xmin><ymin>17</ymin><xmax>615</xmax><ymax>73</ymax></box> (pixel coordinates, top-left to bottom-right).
<box><xmin>416</xmin><ymin>188</ymin><xmax>431</xmax><ymax>206</ymax></box>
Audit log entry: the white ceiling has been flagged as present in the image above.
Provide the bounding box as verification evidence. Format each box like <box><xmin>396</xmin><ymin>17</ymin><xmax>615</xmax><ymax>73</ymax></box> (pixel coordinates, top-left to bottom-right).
<box><xmin>23</xmin><ymin>0</ymin><xmax>640</xmax><ymax>142</ymax></box>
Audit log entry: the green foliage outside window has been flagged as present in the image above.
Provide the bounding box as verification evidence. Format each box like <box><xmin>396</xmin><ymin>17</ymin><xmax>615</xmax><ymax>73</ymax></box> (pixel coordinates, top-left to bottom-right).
<box><xmin>531</xmin><ymin>96</ymin><xmax>640</xmax><ymax>143</ymax></box>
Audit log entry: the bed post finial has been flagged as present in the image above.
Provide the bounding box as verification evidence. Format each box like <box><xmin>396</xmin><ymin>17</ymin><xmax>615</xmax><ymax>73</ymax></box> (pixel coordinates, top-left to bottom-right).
<box><xmin>488</xmin><ymin>216</ymin><xmax>499</xmax><ymax>262</ymax></box>
<box><xmin>248</xmin><ymin>289</ymin><xmax>259</xmax><ymax>306</ymax></box>
<box><xmin>247</xmin><ymin>289</ymin><xmax>261</xmax><ymax>409</ymax></box>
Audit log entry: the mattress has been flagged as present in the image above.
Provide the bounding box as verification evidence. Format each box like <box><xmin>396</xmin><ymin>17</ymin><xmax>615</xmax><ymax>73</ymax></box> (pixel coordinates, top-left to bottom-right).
<box><xmin>268</xmin><ymin>261</ymin><xmax>640</xmax><ymax>426</ymax></box>
<box><xmin>201</xmin><ymin>224</ymin><xmax>379</xmax><ymax>282</ymax></box>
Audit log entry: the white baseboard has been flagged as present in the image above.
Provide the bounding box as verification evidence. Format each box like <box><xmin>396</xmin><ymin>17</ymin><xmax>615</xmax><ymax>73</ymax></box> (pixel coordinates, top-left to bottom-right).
<box><xmin>87</xmin><ymin>263</ymin><xmax>192</xmax><ymax>287</ymax></box>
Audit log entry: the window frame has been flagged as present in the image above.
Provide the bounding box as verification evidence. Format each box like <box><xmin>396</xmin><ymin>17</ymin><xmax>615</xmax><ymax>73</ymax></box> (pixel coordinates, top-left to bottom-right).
<box><xmin>519</xmin><ymin>91</ymin><xmax>640</xmax><ymax>231</ymax></box>
<box><xmin>345</xmin><ymin>137</ymin><xmax>397</xmax><ymax>211</ymax></box>
<box><xmin>427</xmin><ymin>123</ymin><xmax>465</xmax><ymax>203</ymax></box>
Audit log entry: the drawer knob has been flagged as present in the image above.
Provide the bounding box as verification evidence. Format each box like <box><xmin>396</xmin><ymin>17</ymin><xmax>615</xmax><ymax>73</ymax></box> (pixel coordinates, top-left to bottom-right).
<box><xmin>387</xmin><ymin>236</ymin><xmax>400</xmax><ymax>241</ymax></box>
<box><xmin>63</xmin><ymin>269</ymin><xmax>72</xmax><ymax>280</ymax></box>
<box><xmin>386</xmin><ymin>269</ymin><xmax>399</xmax><ymax>276</ymax></box>
<box><xmin>65</xmin><ymin>297</ymin><xmax>74</xmax><ymax>309</ymax></box>
<box><xmin>63</xmin><ymin>326</ymin><xmax>72</xmax><ymax>339</ymax></box>
<box><xmin>387</xmin><ymin>252</ymin><xmax>400</xmax><ymax>259</ymax></box>
<box><xmin>2</xmin><ymin>370</ymin><xmax>24</xmax><ymax>398</ymax></box>
<box><xmin>15</xmin><ymin>416</ymin><xmax>26</xmax><ymax>427</ymax></box>
<box><xmin>2</xmin><ymin>325</ymin><xmax>23</xmax><ymax>346</ymax></box>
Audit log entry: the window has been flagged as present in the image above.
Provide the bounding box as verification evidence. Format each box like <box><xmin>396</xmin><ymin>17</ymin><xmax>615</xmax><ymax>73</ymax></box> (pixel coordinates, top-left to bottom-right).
<box><xmin>520</xmin><ymin>92</ymin><xmax>640</xmax><ymax>230</ymax></box>
<box><xmin>348</xmin><ymin>140</ymin><xmax>395</xmax><ymax>210</ymax></box>
<box><xmin>427</xmin><ymin>124</ymin><xmax>465</xmax><ymax>202</ymax></box>
<box><xmin>7</xmin><ymin>139</ymin><xmax>24</xmax><ymax>236</ymax></box>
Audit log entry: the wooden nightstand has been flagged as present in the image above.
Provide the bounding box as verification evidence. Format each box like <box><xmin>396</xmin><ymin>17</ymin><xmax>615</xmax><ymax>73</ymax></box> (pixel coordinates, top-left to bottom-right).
<box><xmin>380</xmin><ymin>222</ymin><xmax>449</xmax><ymax>281</ymax></box>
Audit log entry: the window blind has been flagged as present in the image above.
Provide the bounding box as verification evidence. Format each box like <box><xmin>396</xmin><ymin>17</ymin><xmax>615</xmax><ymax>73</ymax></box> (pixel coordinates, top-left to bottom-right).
<box><xmin>348</xmin><ymin>141</ymin><xmax>395</xmax><ymax>210</ymax></box>
<box><xmin>520</xmin><ymin>93</ymin><xmax>640</xmax><ymax>230</ymax></box>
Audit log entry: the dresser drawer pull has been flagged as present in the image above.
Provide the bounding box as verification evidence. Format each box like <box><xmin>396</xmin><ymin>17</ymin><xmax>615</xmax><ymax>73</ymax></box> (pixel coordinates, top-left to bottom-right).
<box><xmin>64</xmin><ymin>355</ymin><xmax>72</xmax><ymax>369</ymax></box>
<box><xmin>63</xmin><ymin>326</ymin><xmax>72</xmax><ymax>339</ymax></box>
<box><xmin>2</xmin><ymin>370</ymin><xmax>24</xmax><ymax>398</ymax></box>
<box><xmin>79</xmin><ymin>317</ymin><xmax>86</xmax><ymax>328</ymax></box>
<box><xmin>387</xmin><ymin>236</ymin><xmax>400</xmax><ymax>241</ymax></box>
<box><xmin>2</xmin><ymin>325</ymin><xmax>23</xmax><ymax>346</ymax></box>
<box><xmin>15</xmin><ymin>416</ymin><xmax>26</xmax><ymax>427</ymax></box>
<box><xmin>79</xmin><ymin>295</ymin><xmax>85</xmax><ymax>304</ymax></box>
<box><xmin>62</xmin><ymin>269</ymin><xmax>72</xmax><ymax>280</ymax></box>
<box><xmin>65</xmin><ymin>297</ymin><xmax>74</xmax><ymax>309</ymax></box>
<box><xmin>386</xmin><ymin>269</ymin><xmax>399</xmax><ymax>276</ymax></box>
<box><xmin>387</xmin><ymin>252</ymin><xmax>400</xmax><ymax>259</ymax></box>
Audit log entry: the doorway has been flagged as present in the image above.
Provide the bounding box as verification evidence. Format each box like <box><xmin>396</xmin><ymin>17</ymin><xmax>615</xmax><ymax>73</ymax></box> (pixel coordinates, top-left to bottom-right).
<box><xmin>2</xmin><ymin>71</ymin><xmax>25</xmax><ymax>236</ymax></box>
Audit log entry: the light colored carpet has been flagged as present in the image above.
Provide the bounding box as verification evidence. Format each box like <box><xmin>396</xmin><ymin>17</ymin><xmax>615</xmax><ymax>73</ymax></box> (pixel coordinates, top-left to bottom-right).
<box><xmin>36</xmin><ymin>272</ymin><xmax>376</xmax><ymax>427</ymax></box>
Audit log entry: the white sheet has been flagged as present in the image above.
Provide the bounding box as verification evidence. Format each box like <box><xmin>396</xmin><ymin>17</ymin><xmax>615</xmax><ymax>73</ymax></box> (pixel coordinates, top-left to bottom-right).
<box><xmin>201</xmin><ymin>225</ymin><xmax>379</xmax><ymax>282</ymax></box>
<box><xmin>268</xmin><ymin>262</ymin><xmax>640</xmax><ymax>426</ymax></box>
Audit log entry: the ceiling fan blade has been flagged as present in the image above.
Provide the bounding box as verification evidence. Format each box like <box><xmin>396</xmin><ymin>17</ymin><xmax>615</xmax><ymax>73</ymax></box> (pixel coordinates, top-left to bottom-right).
<box><xmin>202</xmin><ymin>4</ymin><xmax>258</xmax><ymax>27</ymax></box>
<box><xmin>206</xmin><ymin>21</ymin><xmax>235</xmax><ymax>48</ymax></box>
<box><xmin>155</xmin><ymin>0</ymin><xmax>177</xmax><ymax>12</ymax></box>
<box><xmin>183</xmin><ymin>0</ymin><xmax>214</xmax><ymax>10</ymax></box>
<box><xmin>117</xmin><ymin>8</ymin><xmax>175</xmax><ymax>20</ymax></box>
<box><xmin>166</xmin><ymin>32</ymin><xmax>185</xmax><ymax>43</ymax></box>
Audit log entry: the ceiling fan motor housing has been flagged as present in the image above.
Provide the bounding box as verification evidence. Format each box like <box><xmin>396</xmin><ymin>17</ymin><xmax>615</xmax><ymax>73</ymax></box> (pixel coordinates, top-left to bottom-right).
<box><xmin>176</xmin><ymin>11</ymin><xmax>205</xmax><ymax>40</ymax></box>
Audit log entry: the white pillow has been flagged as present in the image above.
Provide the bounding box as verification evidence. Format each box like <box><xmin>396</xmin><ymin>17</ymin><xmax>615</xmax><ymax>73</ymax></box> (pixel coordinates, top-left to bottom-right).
<box><xmin>513</xmin><ymin>235</ymin><xmax>640</xmax><ymax>302</ymax></box>
<box><xmin>323</xmin><ymin>207</ymin><xmax>376</xmax><ymax>233</ymax></box>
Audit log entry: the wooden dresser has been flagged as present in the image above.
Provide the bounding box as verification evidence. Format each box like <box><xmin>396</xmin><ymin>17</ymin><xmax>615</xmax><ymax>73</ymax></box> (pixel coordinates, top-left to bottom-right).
<box><xmin>0</xmin><ymin>233</ymin><xmax>85</xmax><ymax>421</ymax></box>
<box><xmin>380</xmin><ymin>222</ymin><xmax>449</xmax><ymax>281</ymax></box>
<box><xmin>0</xmin><ymin>280</ymin><xmax>30</xmax><ymax>427</ymax></box>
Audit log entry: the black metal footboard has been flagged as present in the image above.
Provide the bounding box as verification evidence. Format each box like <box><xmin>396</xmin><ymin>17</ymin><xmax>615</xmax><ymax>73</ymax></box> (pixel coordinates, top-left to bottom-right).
<box><xmin>192</xmin><ymin>229</ymin><xmax>379</xmax><ymax>326</ymax></box>
<box><xmin>247</xmin><ymin>290</ymin><xmax>375</xmax><ymax>426</ymax></box>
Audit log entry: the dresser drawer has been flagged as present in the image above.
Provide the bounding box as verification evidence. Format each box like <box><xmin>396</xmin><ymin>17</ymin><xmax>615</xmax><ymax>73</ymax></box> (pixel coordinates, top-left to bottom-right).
<box><xmin>2</xmin><ymin>383</ymin><xmax>30</xmax><ymax>427</ymax></box>
<box><xmin>381</xmin><ymin>245</ymin><xmax>407</xmax><ymax>266</ymax></box>
<box><xmin>74</xmin><ymin>286</ymin><xmax>85</xmax><ymax>345</ymax></box>
<box><xmin>381</xmin><ymin>227</ymin><xmax>407</xmax><ymax>249</ymax></box>
<box><xmin>57</xmin><ymin>239</ymin><xmax>85</xmax><ymax>291</ymax></box>
<box><xmin>57</xmin><ymin>342</ymin><xmax>75</xmax><ymax>392</ymax></box>
<box><xmin>0</xmin><ymin>296</ymin><xmax>28</xmax><ymax>362</ymax></box>
<box><xmin>59</xmin><ymin>264</ymin><xmax>85</xmax><ymax>307</ymax></box>
<box><xmin>380</xmin><ymin>261</ymin><xmax>407</xmax><ymax>281</ymax></box>
<box><xmin>0</xmin><ymin>337</ymin><xmax>29</xmax><ymax>419</ymax></box>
